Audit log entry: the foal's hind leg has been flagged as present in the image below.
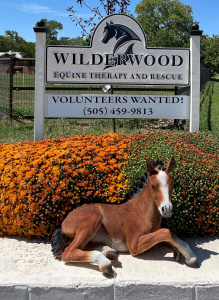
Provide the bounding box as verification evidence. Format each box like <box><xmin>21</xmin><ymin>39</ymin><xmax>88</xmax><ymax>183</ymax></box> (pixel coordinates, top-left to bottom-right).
<box><xmin>61</xmin><ymin>210</ymin><xmax>114</xmax><ymax>275</ymax></box>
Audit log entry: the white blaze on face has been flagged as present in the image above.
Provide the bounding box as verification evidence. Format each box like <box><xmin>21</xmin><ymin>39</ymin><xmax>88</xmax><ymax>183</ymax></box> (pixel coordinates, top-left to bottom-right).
<box><xmin>157</xmin><ymin>171</ymin><xmax>172</xmax><ymax>216</ymax></box>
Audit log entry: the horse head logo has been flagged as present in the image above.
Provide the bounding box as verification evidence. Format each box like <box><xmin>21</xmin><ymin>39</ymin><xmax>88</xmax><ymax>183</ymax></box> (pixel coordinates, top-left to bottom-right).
<box><xmin>102</xmin><ymin>21</ymin><xmax>142</xmax><ymax>69</ymax></box>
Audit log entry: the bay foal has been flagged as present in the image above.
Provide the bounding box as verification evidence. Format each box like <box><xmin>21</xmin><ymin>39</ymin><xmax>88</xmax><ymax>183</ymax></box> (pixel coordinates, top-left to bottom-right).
<box><xmin>51</xmin><ymin>158</ymin><xmax>199</xmax><ymax>275</ymax></box>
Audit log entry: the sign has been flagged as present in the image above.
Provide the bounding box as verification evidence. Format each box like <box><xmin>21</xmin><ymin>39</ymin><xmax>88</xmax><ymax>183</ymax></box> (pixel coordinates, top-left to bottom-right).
<box><xmin>46</xmin><ymin>94</ymin><xmax>190</xmax><ymax>119</ymax></box>
<box><xmin>46</xmin><ymin>14</ymin><xmax>189</xmax><ymax>86</ymax></box>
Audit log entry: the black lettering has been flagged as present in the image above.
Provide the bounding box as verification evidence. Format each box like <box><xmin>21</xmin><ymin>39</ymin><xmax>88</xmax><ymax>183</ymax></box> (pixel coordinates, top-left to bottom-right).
<box><xmin>108</xmin><ymin>96</ymin><xmax>114</xmax><ymax>103</ymax></box>
<box><xmin>52</xmin><ymin>96</ymin><xmax>59</xmax><ymax>103</ymax></box>
<box><xmin>131</xmin><ymin>96</ymin><xmax>140</xmax><ymax>103</ymax></box>
<box><xmin>172</xmin><ymin>55</ymin><xmax>183</xmax><ymax>66</ymax></box>
<box><xmin>122</xmin><ymin>96</ymin><xmax>128</xmax><ymax>103</ymax></box>
<box><xmin>115</xmin><ymin>96</ymin><xmax>122</xmax><ymax>103</ymax></box>
<box><xmin>54</xmin><ymin>53</ymin><xmax>69</xmax><ymax>64</ymax></box>
<box><xmin>118</xmin><ymin>54</ymin><xmax>127</xmax><ymax>65</ymax></box>
<box><xmin>101</xmin><ymin>96</ymin><xmax>107</xmax><ymax>103</ymax></box>
<box><xmin>91</xmin><ymin>54</ymin><xmax>103</xmax><ymax>65</ymax></box>
<box><xmin>148</xmin><ymin>97</ymin><xmax>156</xmax><ymax>103</ymax></box>
<box><xmin>79</xmin><ymin>53</ymin><xmax>89</xmax><ymax>65</ymax></box>
<box><xmin>172</xmin><ymin>97</ymin><xmax>180</xmax><ymax>103</ymax></box>
<box><xmin>76</xmin><ymin>96</ymin><xmax>83</xmax><ymax>103</ymax></box>
<box><xmin>140</xmin><ymin>97</ymin><xmax>147</xmax><ymax>103</ymax></box>
<box><xmin>105</xmin><ymin>54</ymin><xmax>115</xmax><ymax>67</ymax></box>
<box><xmin>69</xmin><ymin>96</ymin><xmax>75</xmax><ymax>103</ymax></box>
<box><xmin>127</xmin><ymin>54</ymin><xmax>143</xmax><ymax>65</ymax></box>
<box><xmin>158</xmin><ymin>55</ymin><xmax>169</xmax><ymax>66</ymax></box>
<box><xmin>84</xmin><ymin>96</ymin><xmax>92</xmax><ymax>103</ymax></box>
<box><xmin>60</xmin><ymin>96</ymin><xmax>68</xmax><ymax>103</ymax></box>
<box><xmin>72</xmin><ymin>53</ymin><xmax>77</xmax><ymax>64</ymax></box>
<box><xmin>144</xmin><ymin>55</ymin><xmax>155</xmax><ymax>66</ymax></box>
<box><xmin>142</xmin><ymin>74</ymin><xmax>147</xmax><ymax>79</ymax></box>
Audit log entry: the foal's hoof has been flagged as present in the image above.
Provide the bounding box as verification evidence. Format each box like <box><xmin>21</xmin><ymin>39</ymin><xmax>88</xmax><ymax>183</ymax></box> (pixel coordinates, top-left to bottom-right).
<box><xmin>106</xmin><ymin>253</ymin><xmax>119</xmax><ymax>266</ymax></box>
<box><xmin>101</xmin><ymin>265</ymin><xmax>114</xmax><ymax>276</ymax></box>
<box><xmin>186</xmin><ymin>258</ymin><xmax>200</xmax><ymax>268</ymax></box>
<box><xmin>102</xmin><ymin>246</ymin><xmax>119</xmax><ymax>266</ymax></box>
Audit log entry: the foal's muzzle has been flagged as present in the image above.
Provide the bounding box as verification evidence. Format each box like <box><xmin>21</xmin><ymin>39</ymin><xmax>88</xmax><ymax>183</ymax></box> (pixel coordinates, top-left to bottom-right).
<box><xmin>160</xmin><ymin>205</ymin><xmax>173</xmax><ymax>218</ymax></box>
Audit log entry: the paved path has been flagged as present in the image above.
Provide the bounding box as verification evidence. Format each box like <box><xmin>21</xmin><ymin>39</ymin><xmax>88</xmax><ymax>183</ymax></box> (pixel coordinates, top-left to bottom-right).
<box><xmin>0</xmin><ymin>236</ymin><xmax>218</xmax><ymax>299</ymax></box>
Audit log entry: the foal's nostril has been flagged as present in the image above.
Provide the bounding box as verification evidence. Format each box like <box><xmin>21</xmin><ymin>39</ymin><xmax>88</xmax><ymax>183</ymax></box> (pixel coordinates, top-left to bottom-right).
<box><xmin>161</xmin><ymin>205</ymin><xmax>173</xmax><ymax>217</ymax></box>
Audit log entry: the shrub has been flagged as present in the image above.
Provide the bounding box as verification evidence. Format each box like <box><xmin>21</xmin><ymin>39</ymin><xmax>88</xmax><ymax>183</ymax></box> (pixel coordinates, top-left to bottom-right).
<box><xmin>0</xmin><ymin>132</ymin><xmax>218</xmax><ymax>239</ymax></box>
<box><xmin>127</xmin><ymin>131</ymin><xmax>219</xmax><ymax>237</ymax></box>
<box><xmin>0</xmin><ymin>134</ymin><xmax>131</xmax><ymax>238</ymax></box>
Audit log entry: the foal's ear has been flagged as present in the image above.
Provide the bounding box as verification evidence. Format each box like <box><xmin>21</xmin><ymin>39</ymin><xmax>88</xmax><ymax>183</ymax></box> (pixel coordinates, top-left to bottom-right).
<box><xmin>147</xmin><ymin>158</ymin><xmax>156</xmax><ymax>176</ymax></box>
<box><xmin>165</xmin><ymin>157</ymin><xmax>176</xmax><ymax>173</ymax></box>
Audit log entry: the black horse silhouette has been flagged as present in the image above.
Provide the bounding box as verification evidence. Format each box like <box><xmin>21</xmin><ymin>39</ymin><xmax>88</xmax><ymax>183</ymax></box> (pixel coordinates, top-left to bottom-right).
<box><xmin>102</xmin><ymin>21</ymin><xmax>142</xmax><ymax>69</ymax></box>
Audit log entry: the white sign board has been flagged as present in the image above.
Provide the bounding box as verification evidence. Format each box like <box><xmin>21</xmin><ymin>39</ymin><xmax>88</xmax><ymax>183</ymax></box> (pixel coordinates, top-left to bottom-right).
<box><xmin>46</xmin><ymin>14</ymin><xmax>189</xmax><ymax>86</ymax></box>
<box><xmin>46</xmin><ymin>94</ymin><xmax>190</xmax><ymax>119</ymax></box>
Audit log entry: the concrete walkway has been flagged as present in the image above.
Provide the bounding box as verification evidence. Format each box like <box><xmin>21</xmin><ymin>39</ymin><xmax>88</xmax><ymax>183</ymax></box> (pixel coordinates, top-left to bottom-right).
<box><xmin>0</xmin><ymin>236</ymin><xmax>218</xmax><ymax>300</ymax></box>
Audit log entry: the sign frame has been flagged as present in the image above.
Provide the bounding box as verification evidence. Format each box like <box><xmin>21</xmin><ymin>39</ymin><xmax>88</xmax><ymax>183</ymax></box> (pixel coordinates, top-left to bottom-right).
<box><xmin>33</xmin><ymin>17</ymin><xmax>202</xmax><ymax>141</ymax></box>
<box><xmin>46</xmin><ymin>14</ymin><xmax>190</xmax><ymax>86</ymax></box>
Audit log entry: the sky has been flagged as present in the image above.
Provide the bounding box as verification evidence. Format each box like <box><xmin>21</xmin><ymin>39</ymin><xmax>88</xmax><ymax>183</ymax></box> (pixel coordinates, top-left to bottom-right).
<box><xmin>0</xmin><ymin>0</ymin><xmax>218</xmax><ymax>43</ymax></box>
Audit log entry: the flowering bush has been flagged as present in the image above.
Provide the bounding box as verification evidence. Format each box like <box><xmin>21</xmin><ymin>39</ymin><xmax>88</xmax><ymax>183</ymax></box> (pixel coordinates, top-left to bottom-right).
<box><xmin>127</xmin><ymin>131</ymin><xmax>219</xmax><ymax>237</ymax></box>
<box><xmin>0</xmin><ymin>134</ymin><xmax>130</xmax><ymax>238</ymax></box>
<box><xmin>0</xmin><ymin>132</ymin><xmax>218</xmax><ymax>238</ymax></box>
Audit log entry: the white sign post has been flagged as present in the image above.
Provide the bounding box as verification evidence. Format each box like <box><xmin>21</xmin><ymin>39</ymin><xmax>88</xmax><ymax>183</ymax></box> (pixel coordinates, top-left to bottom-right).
<box><xmin>33</xmin><ymin>21</ymin><xmax>46</xmax><ymax>141</ymax></box>
<box><xmin>190</xmin><ymin>24</ymin><xmax>203</xmax><ymax>132</ymax></box>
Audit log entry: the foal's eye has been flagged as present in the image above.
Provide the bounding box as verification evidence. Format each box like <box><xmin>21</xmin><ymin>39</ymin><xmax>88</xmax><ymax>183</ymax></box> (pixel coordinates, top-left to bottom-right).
<box><xmin>151</xmin><ymin>185</ymin><xmax>156</xmax><ymax>190</ymax></box>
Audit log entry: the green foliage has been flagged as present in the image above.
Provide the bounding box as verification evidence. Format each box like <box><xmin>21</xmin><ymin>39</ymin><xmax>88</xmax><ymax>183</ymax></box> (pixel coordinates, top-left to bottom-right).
<box><xmin>200</xmin><ymin>75</ymin><xmax>219</xmax><ymax>137</ymax></box>
<box><xmin>201</xmin><ymin>35</ymin><xmax>219</xmax><ymax>75</ymax></box>
<box><xmin>125</xmin><ymin>131</ymin><xmax>219</xmax><ymax>237</ymax></box>
<box><xmin>0</xmin><ymin>19</ymin><xmax>90</xmax><ymax>58</ymax></box>
<box><xmin>135</xmin><ymin>0</ymin><xmax>194</xmax><ymax>47</ymax></box>
<box><xmin>0</xmin><ymin>30</ymin><xmax>35</xmax><ymax>58</ymax></box>
<box><xmin>0</xmin><ymin>132</ymin><xmax>218</xmax><ymax>238</ymax></box>
<box><xmin>39</xmin><ymin>19</ymin><xmax>63</xmax><ymax>45</ymax></box>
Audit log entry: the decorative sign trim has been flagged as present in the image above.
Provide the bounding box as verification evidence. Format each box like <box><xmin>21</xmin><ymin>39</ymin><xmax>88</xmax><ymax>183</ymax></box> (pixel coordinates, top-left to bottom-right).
<box><xmin>46</xmin><ymin>14</ymin><xmax>190</xmax><ymax>86</ymax></box>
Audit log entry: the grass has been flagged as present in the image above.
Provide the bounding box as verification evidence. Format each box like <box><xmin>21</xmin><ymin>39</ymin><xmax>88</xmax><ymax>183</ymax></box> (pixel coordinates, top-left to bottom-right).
<box><xmin>0</xmin><ymin>117</ymin><xmax>173</xmax><ymax>143</ymax></box>
<box><xmin>0</xmin><ymin>75</ymin><xmax>218</xmax><ymax>143</ymax></box>
<box><xmin>200</xmin><ymin>75</ymin><xmax>219</xmax><ymax>138</ymax></box>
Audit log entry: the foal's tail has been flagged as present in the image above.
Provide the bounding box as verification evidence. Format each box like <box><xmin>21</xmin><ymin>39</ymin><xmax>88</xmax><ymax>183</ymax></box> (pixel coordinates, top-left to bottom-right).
<box><xmin>51</xmin><ymin>228</ymin><xmax>65</xmax><ymax>258</ymax></box>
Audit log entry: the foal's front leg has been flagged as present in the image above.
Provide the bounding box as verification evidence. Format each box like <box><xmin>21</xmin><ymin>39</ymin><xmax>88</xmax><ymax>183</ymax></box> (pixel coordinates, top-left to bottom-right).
<box><xmin>126</xmin><ymin>228</ymin><xmax>199</xmax><ymax>268</ymax></box>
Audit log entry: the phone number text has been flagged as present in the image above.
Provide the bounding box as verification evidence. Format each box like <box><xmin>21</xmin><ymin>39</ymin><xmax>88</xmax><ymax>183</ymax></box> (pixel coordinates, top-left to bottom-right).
<box><xmin>83</xmin><ymin>107</ymin><xmax>153</xmax><ymax>117</ymax></box>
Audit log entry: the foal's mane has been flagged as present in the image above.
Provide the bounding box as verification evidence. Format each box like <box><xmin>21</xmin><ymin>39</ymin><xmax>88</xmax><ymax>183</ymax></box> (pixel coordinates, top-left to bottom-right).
<box><xmin>127</xmin><ymin>159</ymin><xmax>165</xmax><ymax>201</ymax></box>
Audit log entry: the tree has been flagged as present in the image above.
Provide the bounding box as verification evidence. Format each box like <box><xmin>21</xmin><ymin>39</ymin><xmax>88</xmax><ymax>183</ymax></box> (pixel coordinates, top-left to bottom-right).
<box><xmin>38</xmin><ymin>19</ymin><xmax>63</xmax><ymax>45</ymax></box>
<box><xmin>201</xmin><ymin>35</ymin><xmax>219</xmax><ymax>75</ymax></box>
<box><xmin>0</xmin><ymin>31</ymin><xmax>35</xmax><ymax>57</ymax></box>
<box><xmin>135</xmin><ymin>0</ymin><xmax>194</xmax><ymax>48</ymax></box>
<box><xmin>67</xmin><ymin>0</ymin><xmax>130</xmax><ymax>37</ymax></box>
<box><xmin>58</xmin><ymin>36</ymin><xmax>90</xmax><ymax>46</ymax></box>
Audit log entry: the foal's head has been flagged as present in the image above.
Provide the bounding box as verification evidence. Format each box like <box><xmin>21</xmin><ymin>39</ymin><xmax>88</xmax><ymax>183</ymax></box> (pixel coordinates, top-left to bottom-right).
<box><xmin>147</xmin><ymin>158</ymin><xmax>176</xmax><ymax>218</ymax></box>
